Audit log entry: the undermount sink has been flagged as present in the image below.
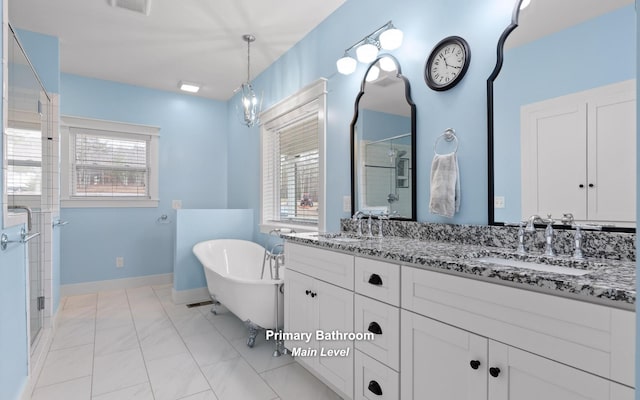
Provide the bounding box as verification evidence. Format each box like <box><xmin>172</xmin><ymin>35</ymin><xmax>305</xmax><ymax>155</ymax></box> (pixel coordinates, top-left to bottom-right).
<box><xmin>474</xmin><ymin>257</ymin><xmax>591</xmax><ymax>277</ymax></box>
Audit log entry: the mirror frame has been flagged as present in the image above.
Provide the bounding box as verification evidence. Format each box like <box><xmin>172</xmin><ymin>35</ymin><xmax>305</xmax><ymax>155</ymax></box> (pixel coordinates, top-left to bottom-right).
<box><xmin>350</xmin><ymin>54</ymin><xmax>417</xmax><ymax>220</ymax></box>
<box><xmin>486</xmin><ymin>0</ymin><xmax>635</xmax><ymax>233</ymax></box>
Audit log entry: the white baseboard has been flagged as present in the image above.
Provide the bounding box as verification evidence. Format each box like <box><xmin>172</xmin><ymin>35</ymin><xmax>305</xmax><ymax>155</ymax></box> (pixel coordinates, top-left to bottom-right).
<box><xmin>171</xmin><ymin>286</ymin><xmax>211</xmax><ymax>305</ymax></box>
<box><xmin>60</xmin><ymin>273</ymin><xmax>173</xmax><ymax>297</ymax></box>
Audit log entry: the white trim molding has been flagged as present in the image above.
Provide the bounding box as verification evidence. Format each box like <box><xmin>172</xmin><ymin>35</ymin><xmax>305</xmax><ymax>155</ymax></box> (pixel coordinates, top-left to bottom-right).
<box><xmin>60</xmin><ymin>273</ymin><xmax>173</xmax><ymax>297</ymax></box>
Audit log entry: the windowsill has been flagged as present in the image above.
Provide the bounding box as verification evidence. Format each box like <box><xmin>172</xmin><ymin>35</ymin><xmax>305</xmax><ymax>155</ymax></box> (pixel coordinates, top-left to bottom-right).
<box><xmin>259</xmin><ymin>222</ymin><xmax>318</xmax><ymax>234</ymax></box>
<box><xmin>61</xmin><ymin>198</ymin><xmax>159</xmax><ymax>208</ymax></box>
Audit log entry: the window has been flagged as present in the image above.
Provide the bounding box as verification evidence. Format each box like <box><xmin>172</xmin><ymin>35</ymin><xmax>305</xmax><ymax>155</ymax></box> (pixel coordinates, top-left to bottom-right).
<box><xmin>261</xmin><ymin>79</ymin><xmax>326</xmax><ymax>232</ymax></box>
<box><xmin>60</xmin><ymin>116</ymin><xmax>159</xmax><ymax>207</ymax></box>
<box><xmin>6</xmin><ymin>125</ymin><xmax>42</xmax><ymax>196</ymax></box>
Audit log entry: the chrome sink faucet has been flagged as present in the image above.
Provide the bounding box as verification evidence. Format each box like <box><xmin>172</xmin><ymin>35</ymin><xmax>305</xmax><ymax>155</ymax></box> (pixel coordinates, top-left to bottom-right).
<box><xmin>377</xmin><ymin>213</ymin><xmax>390</xmax><ymax>238</ymax></box>
<box><xmin>543</xmin><ymin>216</ymin><xmax>556</xmax><ymax>256</ymax></box>
<box><xmin>505</xmin><ymin>221</ymin><xmax>528</xmax><ymax>254</ymax></box>
<box><xmin>352</xmin><ymin>211</ymin><xmax>365</xmax><ymax>236</ymax></box>
<box><xmin>571</xmin><ymin>223</ymin><xmax>602</xmax><ymax>260</ymax></box>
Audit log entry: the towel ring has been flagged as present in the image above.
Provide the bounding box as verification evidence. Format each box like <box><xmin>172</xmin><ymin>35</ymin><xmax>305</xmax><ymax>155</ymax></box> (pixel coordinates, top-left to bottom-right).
<box><xmin>434</xmin><ymin>128</ymin><xmax>458</xmax><ymax>155</ymax></box>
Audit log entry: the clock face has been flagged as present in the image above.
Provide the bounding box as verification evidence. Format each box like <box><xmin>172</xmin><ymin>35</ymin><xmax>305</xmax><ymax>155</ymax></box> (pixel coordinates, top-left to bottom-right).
<box><xmin>425</xmin><ymin>37</ymin><xmax>470</xmax><ymax>91</ymax></box>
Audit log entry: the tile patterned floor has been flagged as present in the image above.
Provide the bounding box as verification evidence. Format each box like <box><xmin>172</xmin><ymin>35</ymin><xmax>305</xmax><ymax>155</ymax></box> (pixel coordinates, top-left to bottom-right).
<box><xmin>28</xmin><ymin>285</ymin><xmax>342</xmax><ymax>400</ymax></box>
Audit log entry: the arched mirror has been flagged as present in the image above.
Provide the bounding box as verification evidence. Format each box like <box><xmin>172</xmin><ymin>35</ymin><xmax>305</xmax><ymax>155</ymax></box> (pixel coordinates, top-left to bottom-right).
<box><xmin>488</xmin><ymin>0</ymin><xmax>636</xmax><ymax>231</ymax></box>
<box><xmin>351</xmin><ymin>55</ymin><xmax>416</xmax><ymax>220</ymax></box>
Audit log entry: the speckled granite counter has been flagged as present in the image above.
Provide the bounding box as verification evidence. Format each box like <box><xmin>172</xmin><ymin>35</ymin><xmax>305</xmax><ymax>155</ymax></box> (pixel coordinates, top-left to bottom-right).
<box><xmin>283</xmin><ymin>232</ymin><xmax>636</xmax><ymax>310</ymax></box>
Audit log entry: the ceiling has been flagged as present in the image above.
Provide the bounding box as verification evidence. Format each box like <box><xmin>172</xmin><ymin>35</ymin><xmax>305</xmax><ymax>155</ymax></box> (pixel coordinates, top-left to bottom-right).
<box><xmin>8</xmin><ymin>0</ymin><xmax>346</xmax><ymax>100</ymax></box>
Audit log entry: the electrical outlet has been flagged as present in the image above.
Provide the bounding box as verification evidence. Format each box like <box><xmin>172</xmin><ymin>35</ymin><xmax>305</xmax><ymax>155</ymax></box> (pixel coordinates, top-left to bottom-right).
<box><xmin>116</xmin><ymin>257</ymin><xmax>124</xmax><ymax>268</ymax></box>
<box><xmin>494</xmin><ymin>196</ymin><xmax>505</xmax><ymax>209</ymax></box>
<box><xmin>172</xmin><ymin>200</ymin><xmax>182</xmax><ymax>209</ymax></box>
<box><xmin>343</xmin><ymin>196</ymin><xmax>351</xmax><ymax>213</ymax></box>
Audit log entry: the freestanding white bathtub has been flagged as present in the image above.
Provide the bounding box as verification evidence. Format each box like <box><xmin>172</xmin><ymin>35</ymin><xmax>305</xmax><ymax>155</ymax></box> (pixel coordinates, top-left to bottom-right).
<box><xmin>193</xmin><ymin>239</ymin><xmax>284</xmax><ymax>347</ymax></box>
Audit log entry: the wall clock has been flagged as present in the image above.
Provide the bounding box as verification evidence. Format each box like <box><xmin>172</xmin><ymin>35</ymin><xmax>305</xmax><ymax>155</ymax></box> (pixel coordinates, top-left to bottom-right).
<box><xmin>424</xmin><ymin>36</ymin><xmax>471</xmax><ymax>91</ymax></box>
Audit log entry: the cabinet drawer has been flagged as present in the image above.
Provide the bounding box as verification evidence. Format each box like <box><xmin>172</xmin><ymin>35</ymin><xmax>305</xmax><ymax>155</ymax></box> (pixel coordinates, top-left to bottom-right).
<box><xmin>401</xmin><ymin>265</ymin><xmax>635</xmax><ymax>387</ymax></box>
<box><xmin>354</xmin><ymin>294</ymin><xmax>399</xmax><ymax>371</ymax></box>
<box><xmin>354</xmin><ymin>257</ymin><xmax>400</xmax><ymax>306</ymax></box>
<box><xmin>285</xmin><ymin>242</ymin><xmax>354</xmax><ymax>290</ymax></box>
<box><xmin>355</xmin><ymin>350</ymin><xmax>399</xmax><ymax>400</ymax></box>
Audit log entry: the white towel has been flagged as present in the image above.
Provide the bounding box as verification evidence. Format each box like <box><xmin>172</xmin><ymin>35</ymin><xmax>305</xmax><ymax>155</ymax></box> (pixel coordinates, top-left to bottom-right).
<box><xmin>429</xmin><ymin>152</ymin><xmax>460</xmax><ymax>218</ymax></box>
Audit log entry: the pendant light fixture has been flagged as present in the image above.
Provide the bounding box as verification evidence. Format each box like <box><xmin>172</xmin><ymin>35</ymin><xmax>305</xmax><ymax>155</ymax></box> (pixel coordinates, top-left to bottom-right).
<box><xmin>238</xmin><ymin>34</ymin><xmax>262</xmax><ymax>127</ymax></box>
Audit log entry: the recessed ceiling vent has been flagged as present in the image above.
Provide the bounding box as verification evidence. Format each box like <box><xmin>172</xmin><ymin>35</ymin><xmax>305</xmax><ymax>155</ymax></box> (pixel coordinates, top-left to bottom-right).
<box><xmin>109</xmin><ymin>0</ymin><xmax>152</xmax><ymax>16</ymax></box>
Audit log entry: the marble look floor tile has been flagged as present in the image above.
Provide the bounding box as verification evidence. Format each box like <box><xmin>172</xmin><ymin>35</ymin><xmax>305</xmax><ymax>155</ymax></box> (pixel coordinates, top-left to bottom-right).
<box><xmin>30</xmin><ymin>375</ymin><xmax>91</xmax><ymax>400</ymax></box>
<box><xmin>146</xmin><ymin>352</ymin><xmax>210</xmax><ymax>400</ymax></box>
<box><xmin>230</xmin><ymin>334</ymin><xmax>294</xmax><ymax>373</ymax></box>
<box><xmin>132</xmin><ymin>310</ymin><xmax>172</xmax><ymax>340</ymax></box>
<box><xmin>64</xmin><ymin>293</ymin><xmax>98</xmax><ymax>309</ymax></box>
<box><xmin>172</xmin><ymin>311</ymin><xmax>218</xmax><ymax>339</ymax></box>
<box><xmin>36</xmin><ymin>343</ymin><xmax>94</xmax><ymax>388</ymax></box>
<box><xmin>50</xmin><ymin>317</ymin><xmax>95</xmax><ymax>351</ymax></box>
<box><xmin>139</xmin><ymin>324</ymin><xmax>188</xmax><ymax>361</ymax></box>
<box><xmin>201</xmin><ymin>357</ymin><xmax>277</xmax><ymax>400</ymax></box>
<box><xmin>92</xmin><ymin>347</ymin><xmax>148</xmax><ymax>396</ymax></box>
<box><xmin>94</xmin><ymin>323</ymin><xmax>139</xmax><ymax>356</ymax></box>
<box><xmin>261</xmin><ymin>362</ymin><xmax>341</xmax><ymax>400</ymax></box>
<box><xmin>96</xmin><ymin>305</ymin><xmax>134</xmax><ymax>331</ymax></box>
<box><xmin>182</xmin><ymin>330</ymin><xmax>239</xmax><ymax>367</ymax></box>
<box><xmin>58</xmin><ymin>305</ymin><xmax>96</xmax><ymax>328</ymax></box>
<box><xmin>203</xmin><ymin>312</ymin><xmax>248</xmax><ymax>341</ymax></box>
<box><xmin>91</xmin><ymin>382</ymin><xmax>154</xmax><ymax>400</ymax></box>
<box><xmin>178</xmin><ymin>390</ymin><xmax>219</xmax><ymax>400</ymax></box>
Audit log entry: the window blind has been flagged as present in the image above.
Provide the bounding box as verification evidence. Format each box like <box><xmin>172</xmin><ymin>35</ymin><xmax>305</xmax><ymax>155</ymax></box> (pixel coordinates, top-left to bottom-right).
<box><xmin>263</xmin><ymin>113</ymin><xmax>319</xmax><ymax>225</ymax></box>
<box><xmin>70</xmin><ymin>128</ymin><xmax>149</xmax><ymax>198</ymax></box>
<box><xmin>6</xmin><ymin>126</ymin><xmax>42</xmax><ymax>195</ymax></box>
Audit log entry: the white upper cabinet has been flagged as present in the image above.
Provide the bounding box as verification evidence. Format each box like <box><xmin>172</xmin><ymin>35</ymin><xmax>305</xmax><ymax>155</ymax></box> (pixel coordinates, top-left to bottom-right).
<box><xmin>521</xmin><ymin>80</ymin><xmax>636</xmax><ymax>226</ymax></box>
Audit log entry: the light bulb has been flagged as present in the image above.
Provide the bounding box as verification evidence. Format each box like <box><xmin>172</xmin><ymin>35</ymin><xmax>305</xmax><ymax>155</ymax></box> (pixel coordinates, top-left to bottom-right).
<box><xmin>379</xmin><ymin>57</ymin><xmax>397</xmax><ymax>72</ymax></box>
<box><xmin>356</xmin><ymin>42</ymin><xmax>379</xmax><ymax>64</ymax></box>
<box><xmin>365</xmin><ymin>65</ymin><xmax>380</xmax><ymax>82</ymax></box>
<box><xmin>379</xmin><ymin>28</ymin><xmax>403</xmax><ymax>50</ymax></box>
<box><xmin>336</xmin><ymin>55</ymin><xmax>357</xmax><ymax>75</ymax></box>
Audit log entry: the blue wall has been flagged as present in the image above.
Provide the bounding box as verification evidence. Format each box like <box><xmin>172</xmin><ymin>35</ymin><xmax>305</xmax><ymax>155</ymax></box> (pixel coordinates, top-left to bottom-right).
<box><xmin>174</xmin><ymin>209</ymin><xmax>253</xmax><ymax>292</ymax></box>
<box><xmin>494</xmin><ymin>6</ymin><xmax>636</xmax><ymax>222</ymax></box>
<box><xmin>59</xmin><ymin>75</ymin><xmax>228</xmax><ymax>284</ymax></box>
<box><xmin>227</xmin><ymin>0</ymin><xmax>514</xmax><ymax>245</ymax></box>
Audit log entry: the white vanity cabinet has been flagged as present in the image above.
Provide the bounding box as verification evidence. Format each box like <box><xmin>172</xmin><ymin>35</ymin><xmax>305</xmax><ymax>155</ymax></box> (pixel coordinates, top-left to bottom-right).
<box><xmin>284</xmin><ymin>243</ymin><xmax>355</xmax><ymax>399</ymax></box>
<box><xmin>353</xmin><ymin>257</ymin><xmax>401</xmax><ymax>400</ymax></box>
<box><xmin>401</xmin><ymin>266</ymin><xmax>635</xmax><ymax>400</ymax></box>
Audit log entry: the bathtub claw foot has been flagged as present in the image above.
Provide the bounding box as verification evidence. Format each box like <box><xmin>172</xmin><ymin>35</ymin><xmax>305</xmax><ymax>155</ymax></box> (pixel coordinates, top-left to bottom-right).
<box><xmin>245</xmin><ymin>320</ymin><xmax>261</xmax><ymax>349</ymax></box>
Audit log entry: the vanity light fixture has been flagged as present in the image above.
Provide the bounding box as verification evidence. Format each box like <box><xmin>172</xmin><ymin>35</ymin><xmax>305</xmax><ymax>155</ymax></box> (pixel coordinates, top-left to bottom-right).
<box><xmin>178</xmin><ymin>81</ymin><xmax>200</xmax><ymax>93</ymax></box>
<box><xmin>365</xmin><ymin>65</ymin><xmax>380</xmax><ymax>82</ymax></box>
<box><xmin>237</xmin><ymin>34</ymin><xmax>262</xmax><ymax>128</ymax></box>
<box><xmin>379</xmin><ymin>56</ymin><xmax>397</xmax><ymax>72</ymax></box>
<box><xmin>336</xmin><ymin>20</ymin><xmax>403</xmax><ymax>75</ymax></box>
<box><xmin>519</xmin><ymin>0</ymin><xmax>531</xmax><ymax>10</ymax></box>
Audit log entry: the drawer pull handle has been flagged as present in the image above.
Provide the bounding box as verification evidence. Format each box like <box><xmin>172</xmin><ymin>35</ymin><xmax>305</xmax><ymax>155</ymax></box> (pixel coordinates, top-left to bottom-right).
<box><xmin>368</xmin><ymin>380</ymin><xmax>383</xmax><ymax>396</ymax></box>
<box><xmin>469</xmin><ymin>360</ymin><xmax>481</xmax><ymax>370</ymax></box>
<box><xmin>368</xmin><ymin>273</ymin><xmax>383</xmax><ymax>286</ymax></box>
<box><xmin>489</xmin><ymin>367</ymin><xmax>501</xmax><ymax>378</ymax></box>
<box><xmin>367</xmin><ymin>321</ymin><xmax>383</xmax><ymax>335</ymax></box>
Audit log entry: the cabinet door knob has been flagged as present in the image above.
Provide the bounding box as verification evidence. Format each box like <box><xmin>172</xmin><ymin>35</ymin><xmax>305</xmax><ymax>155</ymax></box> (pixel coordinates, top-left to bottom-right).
<box><xmin>489</xmin><ymin>367</ymin><xmax>501</xmax><ymax>378</ymax></box>
<box><xmin>367</xmin><ymin>321</ymin><xmax>383</xmax><ymax>335</ymax></box>
<box><xmin>579</xmin><ymin>184</ymin><xmax>585</xmax><ymax>188</ymax></box>
<box><xmin>469</xmin><ymin>360</ymin><xmax>481</xmax><ymax>370</ymax></box>
<box><xmin>368</xmin><ymin>273</ymin><xmax>383</xmax><ymax>286</ymax></box>
<box><xmin>367</xmin><ymin>380</ymin><xmax>383</xmax><ymax>396</ymax></box>
<box><xmin>305</xmin><ymin>290</ymin><xmax>311</xmax><ymax>295</ymax></box>
<box><xmin>588</xmin><ymin>183</ymin><xmax>594</xmax><ymax>188</ymax></box>
<box><xmin>310</xmin><ymin>292</ymin><xmax>317</xmax><ymax>298</ymax></box>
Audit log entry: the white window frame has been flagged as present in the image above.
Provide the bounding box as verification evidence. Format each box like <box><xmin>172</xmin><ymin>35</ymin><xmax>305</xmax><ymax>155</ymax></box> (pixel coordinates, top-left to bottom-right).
<box><xmin>260</xmin><ymin>78</ymin><xmax>327</xmax><ymax>233</ymax></box>
<box><xmin>60</xmin><ymin>115</ymin><xmax>160</xmax><ymax>208</ymax></box>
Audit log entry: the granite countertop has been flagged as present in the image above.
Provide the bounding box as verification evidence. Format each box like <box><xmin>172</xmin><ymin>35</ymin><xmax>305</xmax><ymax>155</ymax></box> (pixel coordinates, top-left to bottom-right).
<box><xmin>283</xmin><ymin>232</ymin><xmax>636</xmax><ymax>310</ymax></box>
